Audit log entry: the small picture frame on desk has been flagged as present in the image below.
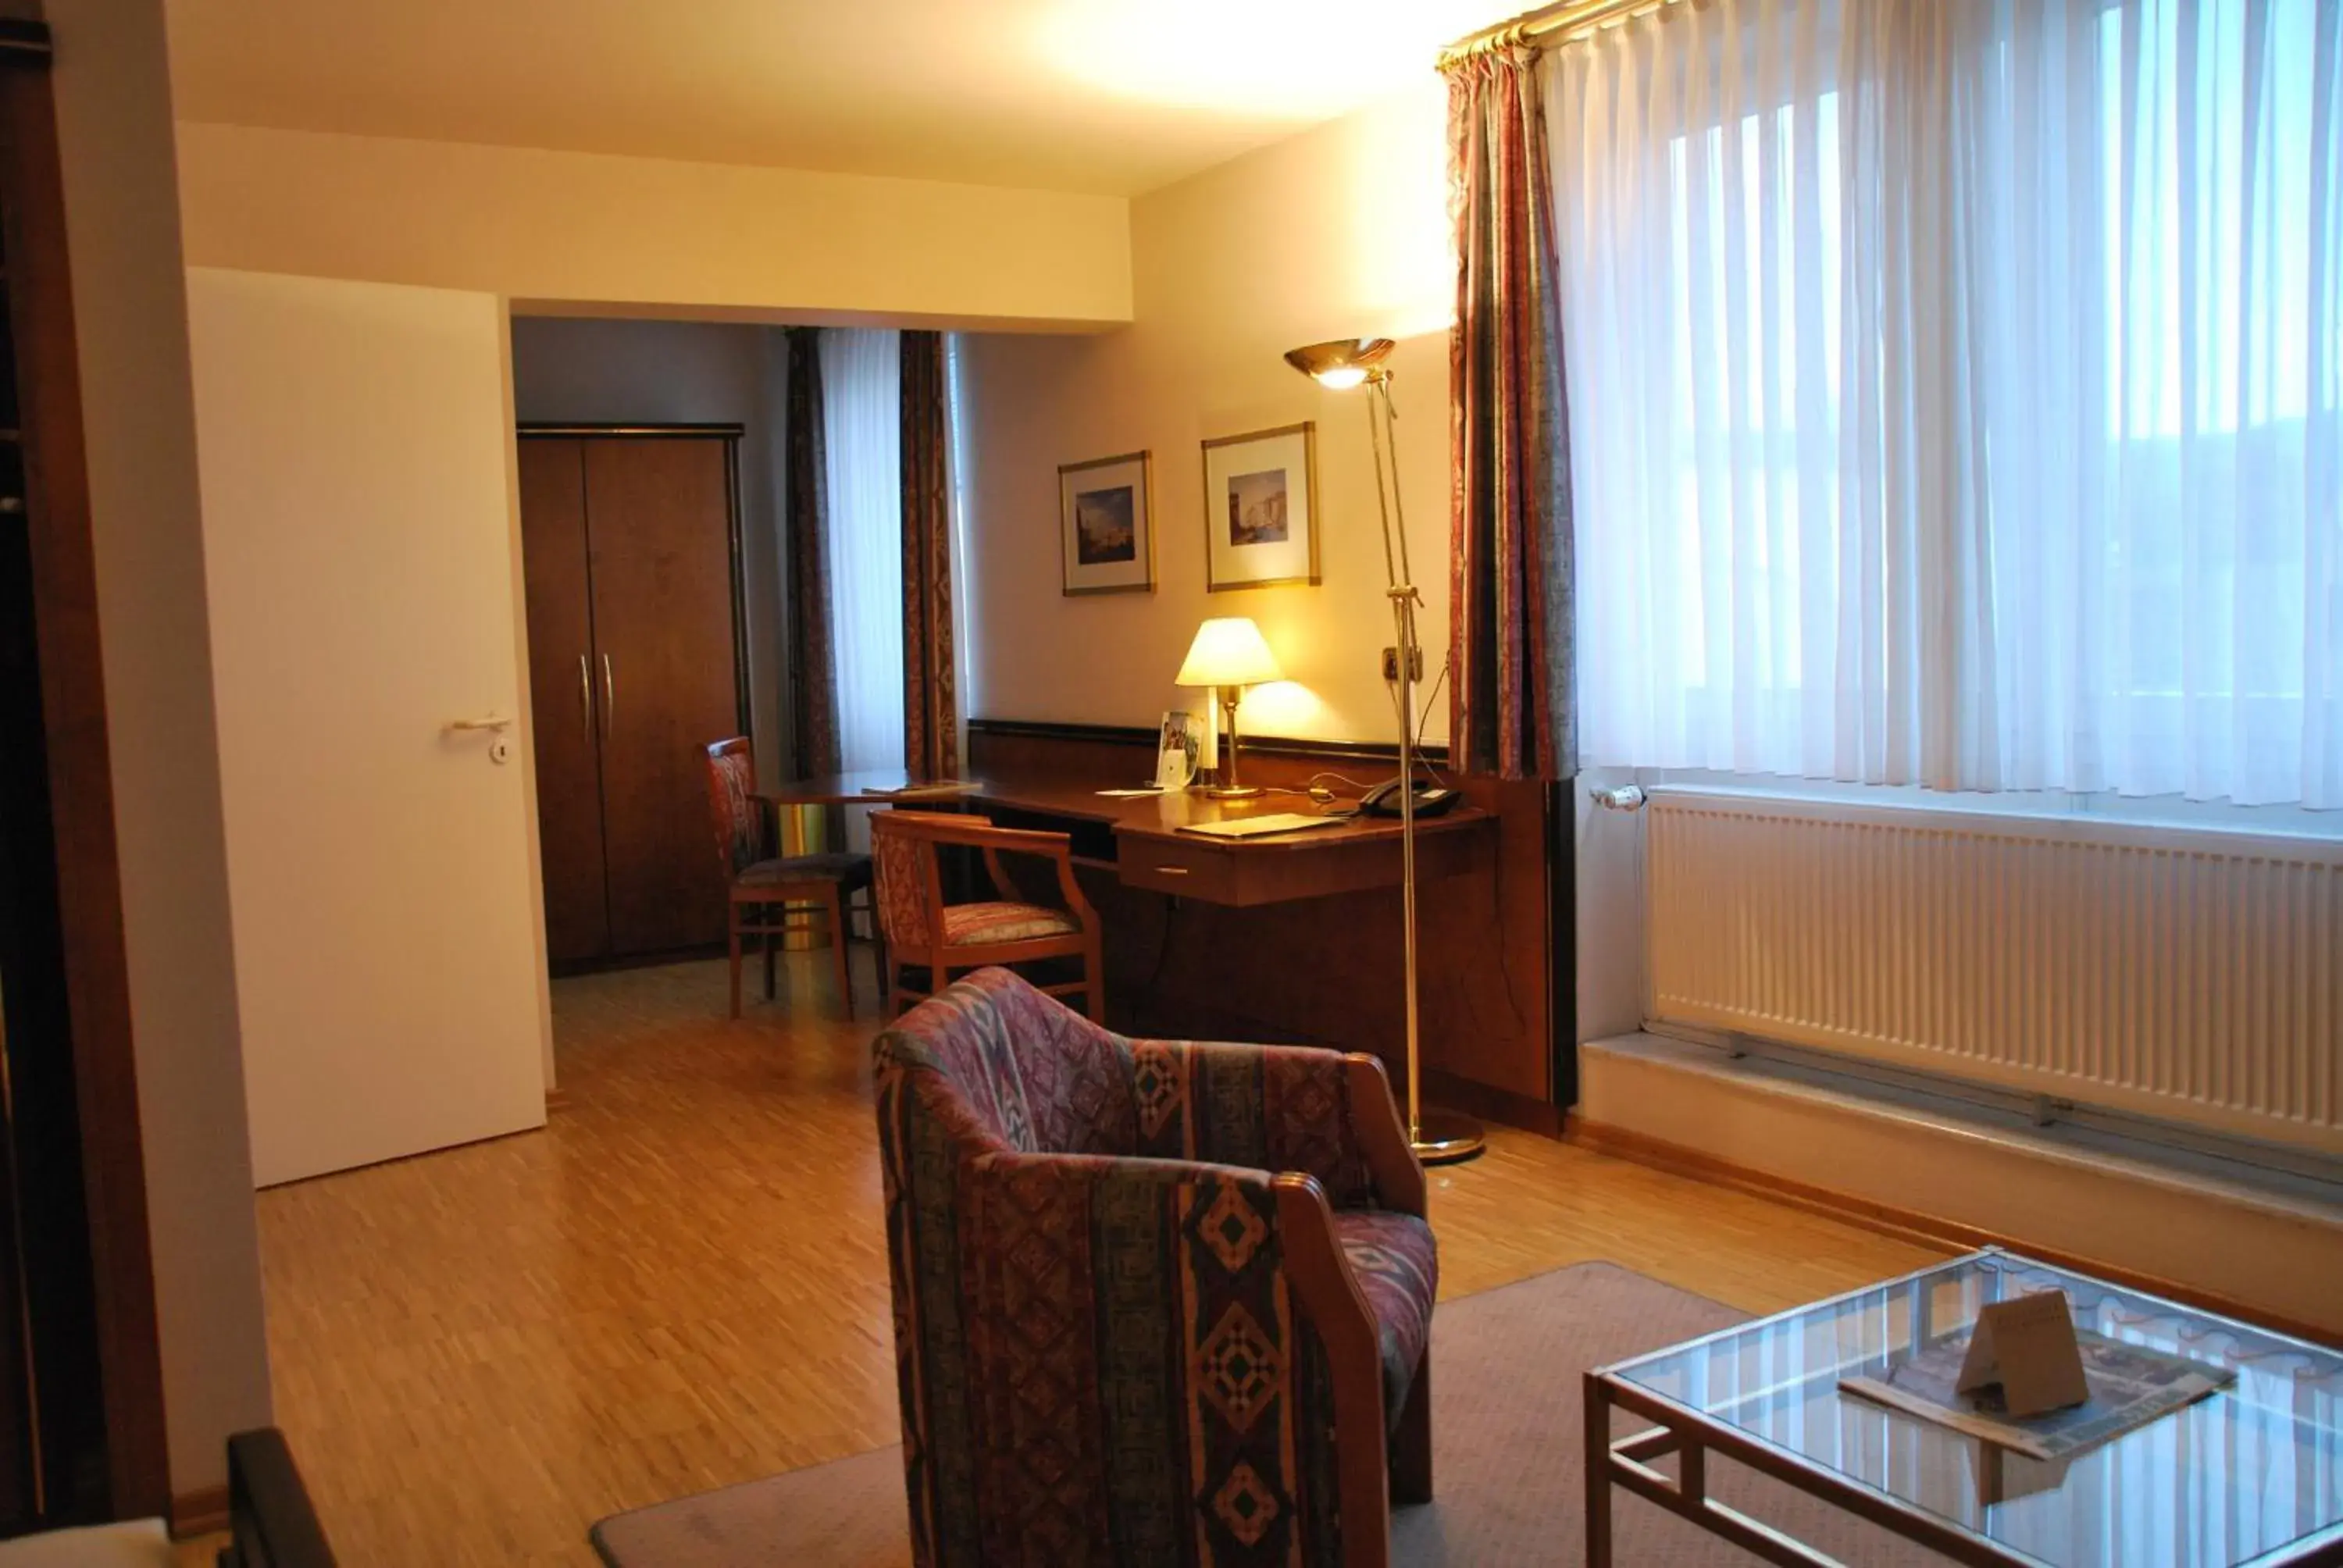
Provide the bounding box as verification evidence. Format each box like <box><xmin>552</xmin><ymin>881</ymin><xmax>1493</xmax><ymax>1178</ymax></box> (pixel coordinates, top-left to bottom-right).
<box><xmin>1156</xmin><ymin>711</ymin><xmax>1201</xmax><ymax>789</ymax></box>
<box><xmin>1059</xmin><ymin>451</ymin><xmax>1156</xmax><ymax>596</ymax></box>
<box><xmin>1201</xmin><ymin>422</ymin><xmax>1319</xmax><ymax>591</ymax></box>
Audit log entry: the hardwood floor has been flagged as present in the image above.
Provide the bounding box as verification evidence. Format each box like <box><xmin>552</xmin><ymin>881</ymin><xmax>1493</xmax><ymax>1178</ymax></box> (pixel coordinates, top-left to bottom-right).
<box><xmin>253</xmin><ymin>953</ymin><xmax>1949</xmax><ymax>1566</ymax></box>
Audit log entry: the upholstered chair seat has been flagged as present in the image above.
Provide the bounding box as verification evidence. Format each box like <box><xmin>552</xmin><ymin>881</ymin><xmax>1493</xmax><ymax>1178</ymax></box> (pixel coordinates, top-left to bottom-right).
<box><xmin>733</xmin><ymin>851</ymin><xmax>869</xmax><ymax>887</ymax></box>
<box><xmin>876</xmin><ymin>967</ymin><xmax>1436</xmax><ymax>1568</ymax></box>
<box><xmin>936</xmin><ymin>900</ymin><xmax>1080</xmax><ymax>946</ymax></box>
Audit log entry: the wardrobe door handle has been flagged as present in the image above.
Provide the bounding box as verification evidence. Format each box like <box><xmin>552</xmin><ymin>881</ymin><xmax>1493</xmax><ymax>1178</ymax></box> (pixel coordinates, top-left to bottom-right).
<box><xmin>601</xmin><ymin>653</ymin><xmax>615</xmax><ymax>737</ymax></box>
<box><xmin>578</xmin><ymin>654</ymin><xmax>593</xmax><ymax>743</ymax></box>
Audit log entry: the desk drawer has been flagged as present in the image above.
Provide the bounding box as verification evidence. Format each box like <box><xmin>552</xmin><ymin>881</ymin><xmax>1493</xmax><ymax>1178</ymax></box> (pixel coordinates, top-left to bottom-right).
<box><xmin>1119</xmin><ymin>836</ymin><xmax>1238</xmax><ymax>900</ymax></box>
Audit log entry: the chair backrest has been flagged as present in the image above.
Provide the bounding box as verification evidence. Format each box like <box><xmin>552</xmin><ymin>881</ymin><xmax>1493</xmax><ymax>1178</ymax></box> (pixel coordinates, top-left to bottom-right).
<box><xmin>702</xmin><ymin>737</ymin><xmax>768</xmax><ymax>877</ymax></box>
<box><xmin>868</xmin><ymin>808</ymin><xmax>965</xmax><ymax>953</ymax></box>
<box><xmin>873</xmin><ymin>967</ymin><xmax>1137</xmax><ymax>1157</ymax></box>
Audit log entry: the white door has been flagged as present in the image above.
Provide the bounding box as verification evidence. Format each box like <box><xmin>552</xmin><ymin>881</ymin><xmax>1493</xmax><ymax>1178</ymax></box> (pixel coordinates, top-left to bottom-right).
<box><xmin>186</xmin><ymin>269</ymin><xmax>550</xmax><ymax>1186</ymax></box>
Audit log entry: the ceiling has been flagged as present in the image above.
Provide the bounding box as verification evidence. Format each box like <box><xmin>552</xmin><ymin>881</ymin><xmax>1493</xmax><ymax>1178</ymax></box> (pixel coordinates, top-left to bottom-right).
<box><xmin>164</xmin><ymin>0</ymin><xmax>1515</xmax><ymax>198</ymax></box>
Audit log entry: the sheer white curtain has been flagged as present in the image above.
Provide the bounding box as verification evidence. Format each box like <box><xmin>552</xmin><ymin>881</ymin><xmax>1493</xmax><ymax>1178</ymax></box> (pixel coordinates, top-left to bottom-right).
<box><xmin>818</xmin><ymin>327</ymin><xmax>905</xmax><ymax>774</ymax></box>
<box><xmin>1550</xmin><ymin>0</ymin><xmax>2341</xmax><ymax>806</ymax></box>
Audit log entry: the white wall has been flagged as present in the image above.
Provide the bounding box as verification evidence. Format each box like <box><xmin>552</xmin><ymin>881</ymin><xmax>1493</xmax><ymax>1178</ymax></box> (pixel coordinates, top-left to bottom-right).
<box><xmin>175</xmin><ymin>122</ymin><xmax>1133</xmax><ymax>331</ymax></box>
<box><xmin>45</xmin><ymin>0</ymin><xmax>272</xmax><ymax>1502</ymax></box>
<box><xmin>960</xmin><ymin>80</ymin><xmax>1452</xmax><ymax>745</ymax></box>
<box><xmin>1574</xmin><ymin>773</ymin><xmax>1648</xmax><ymax>1042</ymax></box>
<box><xmin>508</xmin><ymin>318</ymin><xmax>787</xmax><ymax>780</ymax></box>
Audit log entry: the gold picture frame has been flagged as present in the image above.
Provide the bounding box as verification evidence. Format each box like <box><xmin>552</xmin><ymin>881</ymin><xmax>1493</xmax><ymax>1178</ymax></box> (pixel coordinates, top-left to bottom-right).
<box><xmin>1200</xmin><ymin>422</ymin><xmax>1320</xmax><ymax>592</ymax></box>
<box><xmin>1058</xmin><ymin>451</ymin><xmax>1156</xmax><ymax>597</ymax></box>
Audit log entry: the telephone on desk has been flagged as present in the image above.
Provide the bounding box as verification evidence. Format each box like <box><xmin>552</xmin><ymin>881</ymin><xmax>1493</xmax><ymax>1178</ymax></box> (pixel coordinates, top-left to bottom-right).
<box><xmin>1356</xmin><ymin>778</ymin><xmax>1462</xmax><ymax>818</ymax></box>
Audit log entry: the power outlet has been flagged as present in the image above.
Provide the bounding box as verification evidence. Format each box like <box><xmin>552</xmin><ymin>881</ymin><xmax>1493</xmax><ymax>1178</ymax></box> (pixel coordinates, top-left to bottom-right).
<box><xmin>1381</xmin><ymin>646</ymin><xmax>1425</xmax><ymax>682</ymax></box>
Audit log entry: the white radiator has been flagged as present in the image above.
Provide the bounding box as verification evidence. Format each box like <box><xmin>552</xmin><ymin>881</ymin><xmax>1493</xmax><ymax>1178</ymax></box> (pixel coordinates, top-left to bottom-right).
<box><xmin>1645</xmin><ymin>794</ymin><xmax>2343</xmax><ymax>1160</ymax></box>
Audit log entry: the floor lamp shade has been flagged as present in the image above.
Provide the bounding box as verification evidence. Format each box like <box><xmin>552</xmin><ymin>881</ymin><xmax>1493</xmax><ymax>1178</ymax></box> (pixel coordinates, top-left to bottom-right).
<box><xmin>1284</xmin><ymin>337</ymin><xmax>1395</xmax><ymax>390</ymax></box>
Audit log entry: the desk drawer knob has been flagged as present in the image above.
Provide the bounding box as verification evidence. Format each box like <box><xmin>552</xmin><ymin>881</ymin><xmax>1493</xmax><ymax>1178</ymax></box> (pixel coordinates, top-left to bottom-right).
<box><xmin>1153</xmin><ymin>864</ymin><xmax>1191</xmax><ymax>876</ymax></box>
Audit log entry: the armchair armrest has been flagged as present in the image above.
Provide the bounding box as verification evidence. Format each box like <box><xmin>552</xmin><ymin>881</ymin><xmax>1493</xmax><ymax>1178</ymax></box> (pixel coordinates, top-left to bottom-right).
<box><xmin>1277</xmin><ymin>1173</ymin><xmax>1398</xmax><ymax>1565</ymax></box>
<box><xmin>1129</xmin><ymin>1039</ymin><xmax>1425</xmax><ymax>1216</ymax></box>
<box><xmin>1342</xmin><ymin>1053</ymin><xmax>1428</xmax><ymax>1216</ymax></box>
<box><xmin>975</xmin><ymin>836</ymin><xmax>1094</xmax><ymax>925</ymax></box>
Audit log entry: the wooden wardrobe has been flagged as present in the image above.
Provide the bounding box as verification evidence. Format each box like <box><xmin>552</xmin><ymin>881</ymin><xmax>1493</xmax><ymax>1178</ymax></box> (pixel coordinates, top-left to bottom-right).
<box><xmin>516</xmin><ymin>426</ymin><xmax>747</xmax><ymax>968</ymax></box>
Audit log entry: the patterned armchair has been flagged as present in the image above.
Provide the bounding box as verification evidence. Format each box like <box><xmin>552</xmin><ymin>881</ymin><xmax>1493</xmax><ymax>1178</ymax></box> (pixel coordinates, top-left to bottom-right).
<box><xmin>875</xmin><ymin>968</ymin><xmax>1436</xmax><ymax>1568</ymax></box>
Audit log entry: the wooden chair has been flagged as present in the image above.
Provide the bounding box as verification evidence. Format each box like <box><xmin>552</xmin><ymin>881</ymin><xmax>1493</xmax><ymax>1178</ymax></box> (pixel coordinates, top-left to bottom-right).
<box><xmin>869</xmin><ymin>808</ymin><xmax>1105</xmax><ymax>1021</ymax></box>
<box><xmin>702</xmin><ymin>738</ymin><xmax>879</xmax><ymax>1020</ymax></box>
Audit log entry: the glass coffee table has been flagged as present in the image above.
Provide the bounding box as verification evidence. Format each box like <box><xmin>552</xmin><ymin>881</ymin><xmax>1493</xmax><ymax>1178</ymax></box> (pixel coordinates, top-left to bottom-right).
<box><xmin>1585</xmin><ymin>1249</ymin><xmax>2343</xmax><ymax>1566</ymax></box>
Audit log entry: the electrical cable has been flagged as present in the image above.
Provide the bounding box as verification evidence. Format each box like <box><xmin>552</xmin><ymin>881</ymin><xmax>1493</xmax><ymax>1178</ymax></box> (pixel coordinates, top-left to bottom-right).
<box><xmin>1380</xmin><ymin>654</ymin><xmax>1453</xmax><ymax>788</ymax></box>
<box><xmin>1412</xmin><ymin>656</ymin><xmax>1452</xmax><ymax>785</ymax></box>
<box><xmin>1304</xmin><ymin>770</ymin><xmax>1381</xmax><ymax>796</ymax></box>
<box><xmin>1133</xmin><ymin>893</ymin><xmax>1179</xmax><ymax>1022</ymax></box>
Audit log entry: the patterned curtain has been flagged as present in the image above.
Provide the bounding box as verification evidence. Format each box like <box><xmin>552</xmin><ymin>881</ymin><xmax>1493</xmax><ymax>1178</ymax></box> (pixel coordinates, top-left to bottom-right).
<box><xmin>898</xmin><ymin>330</ymin><xmax>958</xmax><ymax>779</ymax></box>
<box><xmin>1444</xmin><ymin>43</ymin><xmax>1574</xmax><ymax>781</ymax></box>
<box><xmin>784</xmin><ymin>326</ymin><xmax>842</xmax><ymax>777</ymax></box>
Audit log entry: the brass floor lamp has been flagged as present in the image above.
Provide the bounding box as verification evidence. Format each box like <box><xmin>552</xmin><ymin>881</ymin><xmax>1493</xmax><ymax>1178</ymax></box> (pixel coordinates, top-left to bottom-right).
<box><xmin>1284</xmin><ymin>337</ymin><xmax>1485</xmax><ymax>1166</ymax></box>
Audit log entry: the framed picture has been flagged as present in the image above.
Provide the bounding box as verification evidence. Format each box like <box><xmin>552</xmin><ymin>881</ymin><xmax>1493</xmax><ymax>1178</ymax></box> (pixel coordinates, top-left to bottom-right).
<box><xmin>1156</xmin><ymin>711</ymin><xmax>1202</xmax><ymax>789</ymax></box>
<box><xmin>1058</xmin><ymin>451</ymin><xmax>1155</xmax><ymax>596</ymax></box>
<box><xmin>1200</xmin><ymin>422</ymin><xmax>1319</xmax><ymax>592</ymax></box>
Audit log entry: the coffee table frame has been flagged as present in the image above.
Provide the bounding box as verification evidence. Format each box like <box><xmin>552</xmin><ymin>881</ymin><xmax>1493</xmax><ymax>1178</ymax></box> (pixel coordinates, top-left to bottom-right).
<box><xmin>1583</xmin><ymin>1251</ymin><xmax>2343</xmax><ymax>1568</ymax></box>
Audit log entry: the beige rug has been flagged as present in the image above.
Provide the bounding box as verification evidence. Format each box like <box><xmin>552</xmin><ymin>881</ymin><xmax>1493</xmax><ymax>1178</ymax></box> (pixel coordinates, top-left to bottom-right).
<box><xmin>593</xmin><ymin>1260</ymin><xmax>1936</xmax><ymax>1566</ymax></box>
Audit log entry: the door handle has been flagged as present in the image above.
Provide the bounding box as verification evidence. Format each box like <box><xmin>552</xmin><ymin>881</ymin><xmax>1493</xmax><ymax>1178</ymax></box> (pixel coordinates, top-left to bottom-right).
<box><xmin>444</xmin><ymin>712</ymin><xmax>515</xmax><ymax>764</ymax></box>
<box><xmin>601</xmin><ymin>653</ymin><xmax>615</xmax><ymax>738</ymax></box>
<box><xmin>578</xmin><ymin>654</ymin><xmax>593</xmax><ymax>743</ymax></box>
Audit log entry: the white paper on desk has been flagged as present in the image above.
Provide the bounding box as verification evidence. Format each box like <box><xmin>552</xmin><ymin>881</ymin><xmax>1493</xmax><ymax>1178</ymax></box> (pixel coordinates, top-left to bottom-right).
<box><xmin>1096</xmin><ymin>787</ymin><xmax>1165</xmax><ymax>798</ymax></box>
<box><xmin>860</xmin><ymin>782</ymin><xmax>980</xmax><ymax>799</ymax></box>
<box><xmin>1179</xmin><ymin>813</ymin><xmax>1343</xmax><ymax>839</ymax></box>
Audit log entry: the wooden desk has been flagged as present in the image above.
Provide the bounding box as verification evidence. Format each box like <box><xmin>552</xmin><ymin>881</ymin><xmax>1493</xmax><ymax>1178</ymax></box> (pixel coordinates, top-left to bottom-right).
<box><xmin>759</xmin><ymin>769</ymin><xmax>1497</xmax><ymax>908</ymax></box>
<box><xmin>764</xmin><ymin>728</ymin><xmax>1561</xmax><ymax>1137</ymax></box>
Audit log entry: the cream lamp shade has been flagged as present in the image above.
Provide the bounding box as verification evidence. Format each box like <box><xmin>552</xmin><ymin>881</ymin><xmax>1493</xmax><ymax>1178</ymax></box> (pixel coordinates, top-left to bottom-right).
<box><xmin>1175</xmin><ymin>617</ymin><xmax>1282</xmax><ymax>689</ymax></box>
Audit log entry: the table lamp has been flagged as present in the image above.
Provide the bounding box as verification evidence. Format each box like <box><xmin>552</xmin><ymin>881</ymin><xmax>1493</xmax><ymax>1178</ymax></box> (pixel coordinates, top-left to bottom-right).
<box><xmin>1176</xmin><ymin>616</ymin><xmax>1281</xmax><ymax>799</ymax></box>
<box><xmin>1282</xmin><ymin>337</ymin><xmax>1485</xmax><ymax>1165</ymax></box>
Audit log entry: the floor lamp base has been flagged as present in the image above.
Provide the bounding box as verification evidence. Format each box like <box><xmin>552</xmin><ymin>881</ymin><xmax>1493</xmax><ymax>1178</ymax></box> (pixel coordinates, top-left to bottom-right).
<box><xmin>1410</xmin><ymin>1107</ymin><xmax>1487</xmax><ymax>1165</ymax></box>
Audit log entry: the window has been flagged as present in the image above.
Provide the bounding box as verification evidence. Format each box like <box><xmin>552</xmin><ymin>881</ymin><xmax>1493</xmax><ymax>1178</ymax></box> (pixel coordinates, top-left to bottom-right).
<box><xmin>818</xmin><ymin>327</ymin><xmax>905</xmax><ymax>775</ymax></box>
<box><xmin>1550</xmin><ymin>0</ymin><xmax>2340</xmax><ymax>807</ymax></box>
